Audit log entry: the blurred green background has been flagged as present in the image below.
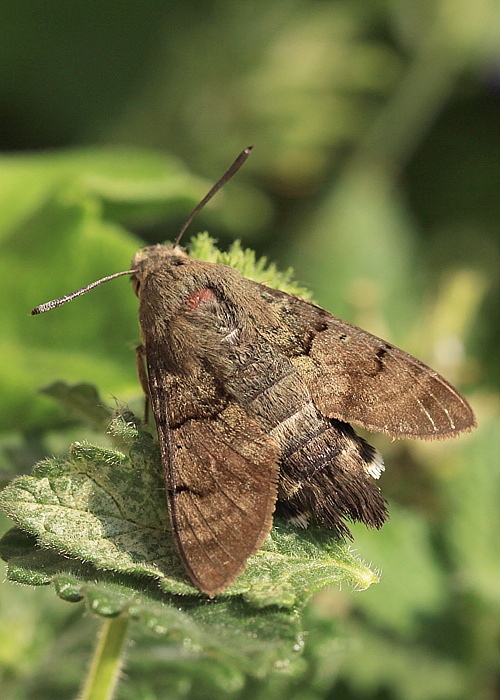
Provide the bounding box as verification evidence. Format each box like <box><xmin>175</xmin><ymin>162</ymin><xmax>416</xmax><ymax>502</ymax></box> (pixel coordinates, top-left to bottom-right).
<box><xmin>0</xmin><ymin>1</ymin><xmax>499</xmax><ymax>698</ymax></box>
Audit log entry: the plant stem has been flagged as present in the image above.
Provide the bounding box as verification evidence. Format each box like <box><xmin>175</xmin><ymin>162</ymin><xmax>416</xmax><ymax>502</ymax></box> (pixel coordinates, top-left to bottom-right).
<box><xmin>79</xmin><ymin>615</ymin><xmax>129</xmax><ymax>700</ymax></box>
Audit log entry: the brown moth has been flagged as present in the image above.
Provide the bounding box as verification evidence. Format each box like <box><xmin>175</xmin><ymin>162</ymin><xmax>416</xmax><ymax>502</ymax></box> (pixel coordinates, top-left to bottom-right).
<box><xmin>32</xmin><ymin>147</ymin><xmax>476</xmax><ymax>596</ymax></box>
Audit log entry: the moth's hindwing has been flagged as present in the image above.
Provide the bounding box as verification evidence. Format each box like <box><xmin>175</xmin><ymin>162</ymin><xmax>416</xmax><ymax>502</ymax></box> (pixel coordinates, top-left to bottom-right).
<box><xmin>222</xmin><ymin>341</ymin><xmax>388</xmax><ymax>537</ymax></box>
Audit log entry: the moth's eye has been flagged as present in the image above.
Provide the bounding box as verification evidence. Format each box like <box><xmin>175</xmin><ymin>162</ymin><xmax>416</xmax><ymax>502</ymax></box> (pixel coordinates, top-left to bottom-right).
<box><xmin>170</xmin><ymin>257</ymin><xmax>187</xmax><ymax>267</ymax></box>
<box><xmin>131</xmin><ymin>277</ymin><xmax>141</xmax><ymax>297</ymax></box>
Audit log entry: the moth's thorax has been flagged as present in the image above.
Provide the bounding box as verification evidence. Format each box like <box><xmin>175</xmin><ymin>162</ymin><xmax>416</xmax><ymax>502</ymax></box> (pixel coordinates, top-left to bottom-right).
<box><xmin>130</xmin><ymin>244</ymin><xmax>282</xmax><ymax>377</ymax></box>
<box><xmin>131</xmin><ymin>244</ymin><xmax>218</xmax><ymax>316</ymax></box>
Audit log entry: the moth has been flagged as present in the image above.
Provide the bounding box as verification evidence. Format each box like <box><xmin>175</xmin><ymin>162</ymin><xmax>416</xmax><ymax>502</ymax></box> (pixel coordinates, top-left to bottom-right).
<box><xmin>32</xmin><ymin>147</ymin><xmax>476</xmax><ymax>596</ymax></box>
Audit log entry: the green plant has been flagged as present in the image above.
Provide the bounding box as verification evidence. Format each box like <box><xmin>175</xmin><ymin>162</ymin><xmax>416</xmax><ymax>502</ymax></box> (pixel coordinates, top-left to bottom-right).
<box><xmin>0</xmin><ymin>146</ymin><xmax>496</xmax><ymax>700</ymax></box>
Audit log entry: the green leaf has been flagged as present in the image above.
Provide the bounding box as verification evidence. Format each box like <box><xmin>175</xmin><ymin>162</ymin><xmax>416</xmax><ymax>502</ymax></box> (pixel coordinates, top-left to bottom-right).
<box><xmin>0</xmin><ymin>415</ymin><xmax>375</xmax><ymax>684</ymax></box>
<box><xmin>0</xmin><ymin>148</ymin><xmax>208</xmax><ymax>236</ymax></box>
<box><xmin>189</xmin><ymin>233</ymin><xmax>311</xmax><ymax>298</ymax></box>
<box><xmin>40</xmin><ymin>381</ymin><xmax>112</xmax><ymax>431</ymax></box>
<box><xmin>0</xmin><ymin>530</ymin><xmax>302</xmax><ymax>680</ymax></box>
<box><xmin>0</xmin><ymin>410</ymin><xmax>378</xmax><ymax>609</ymax></box>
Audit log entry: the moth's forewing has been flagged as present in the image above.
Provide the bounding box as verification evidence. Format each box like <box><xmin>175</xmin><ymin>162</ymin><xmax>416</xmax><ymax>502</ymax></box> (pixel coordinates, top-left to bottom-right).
<box><xmin>151</xmin><ymin>378</ymin><xmax>279</xmax><ymax>596</ymax></box>
<box><xmin>306</xmin><ymin>324</ymin><xmax>476</xmax><ymax>438</ymax></box>
<box><xmin>257</xmin><ymin>286</ymin><xmax>476</xmax><ymax>439</ymax></box>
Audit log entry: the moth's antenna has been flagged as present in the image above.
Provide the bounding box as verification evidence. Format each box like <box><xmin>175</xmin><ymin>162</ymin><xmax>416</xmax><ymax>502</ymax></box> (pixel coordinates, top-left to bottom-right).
<box><xmin>32</xmin><ymin>147</ymin><xmax>253</xmax><ymax>315</ymax></box>
<box><xmin>173</xmin><ymin>145</ymin><xmax>253</xmax><ymax>247</ymax></box>
<box><xmin>31</xmin><ymin>269</ymin><xmax>134</xmax><ymax>315</ymax></box>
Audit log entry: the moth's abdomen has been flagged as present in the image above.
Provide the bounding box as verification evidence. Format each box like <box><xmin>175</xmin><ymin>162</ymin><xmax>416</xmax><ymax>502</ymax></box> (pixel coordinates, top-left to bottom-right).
<box><xmin>227</xmin><ymin>352</ymin><xmax>388</xmax><ymax>537</ymax></box>
<box><xmin>274</xmin><ymin>416</ymin><xmax>388</xmax><ymax>537</ymax></box>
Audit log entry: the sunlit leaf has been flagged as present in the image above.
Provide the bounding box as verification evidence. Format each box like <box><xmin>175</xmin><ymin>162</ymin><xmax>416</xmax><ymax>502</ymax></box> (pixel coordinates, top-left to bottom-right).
<box><xmin>0</xmin><ymin>410</ymin><xmax>378</xmax><ymax>608</ymax></box>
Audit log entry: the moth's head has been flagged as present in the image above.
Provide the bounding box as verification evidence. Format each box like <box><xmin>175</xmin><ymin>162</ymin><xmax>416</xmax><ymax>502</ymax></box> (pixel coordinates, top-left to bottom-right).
<box><xmin>131</xmin><ymin>244</ymin><xmax>190</xmax><ymax>298</ymax></box>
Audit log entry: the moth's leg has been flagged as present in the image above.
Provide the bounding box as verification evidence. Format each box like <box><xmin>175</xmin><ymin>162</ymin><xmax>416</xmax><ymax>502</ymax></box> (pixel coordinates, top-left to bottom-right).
<box><xmin>135</xmin><ymin>344</ymin><xmax>150</xmax><ymax>424</ymax></box>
